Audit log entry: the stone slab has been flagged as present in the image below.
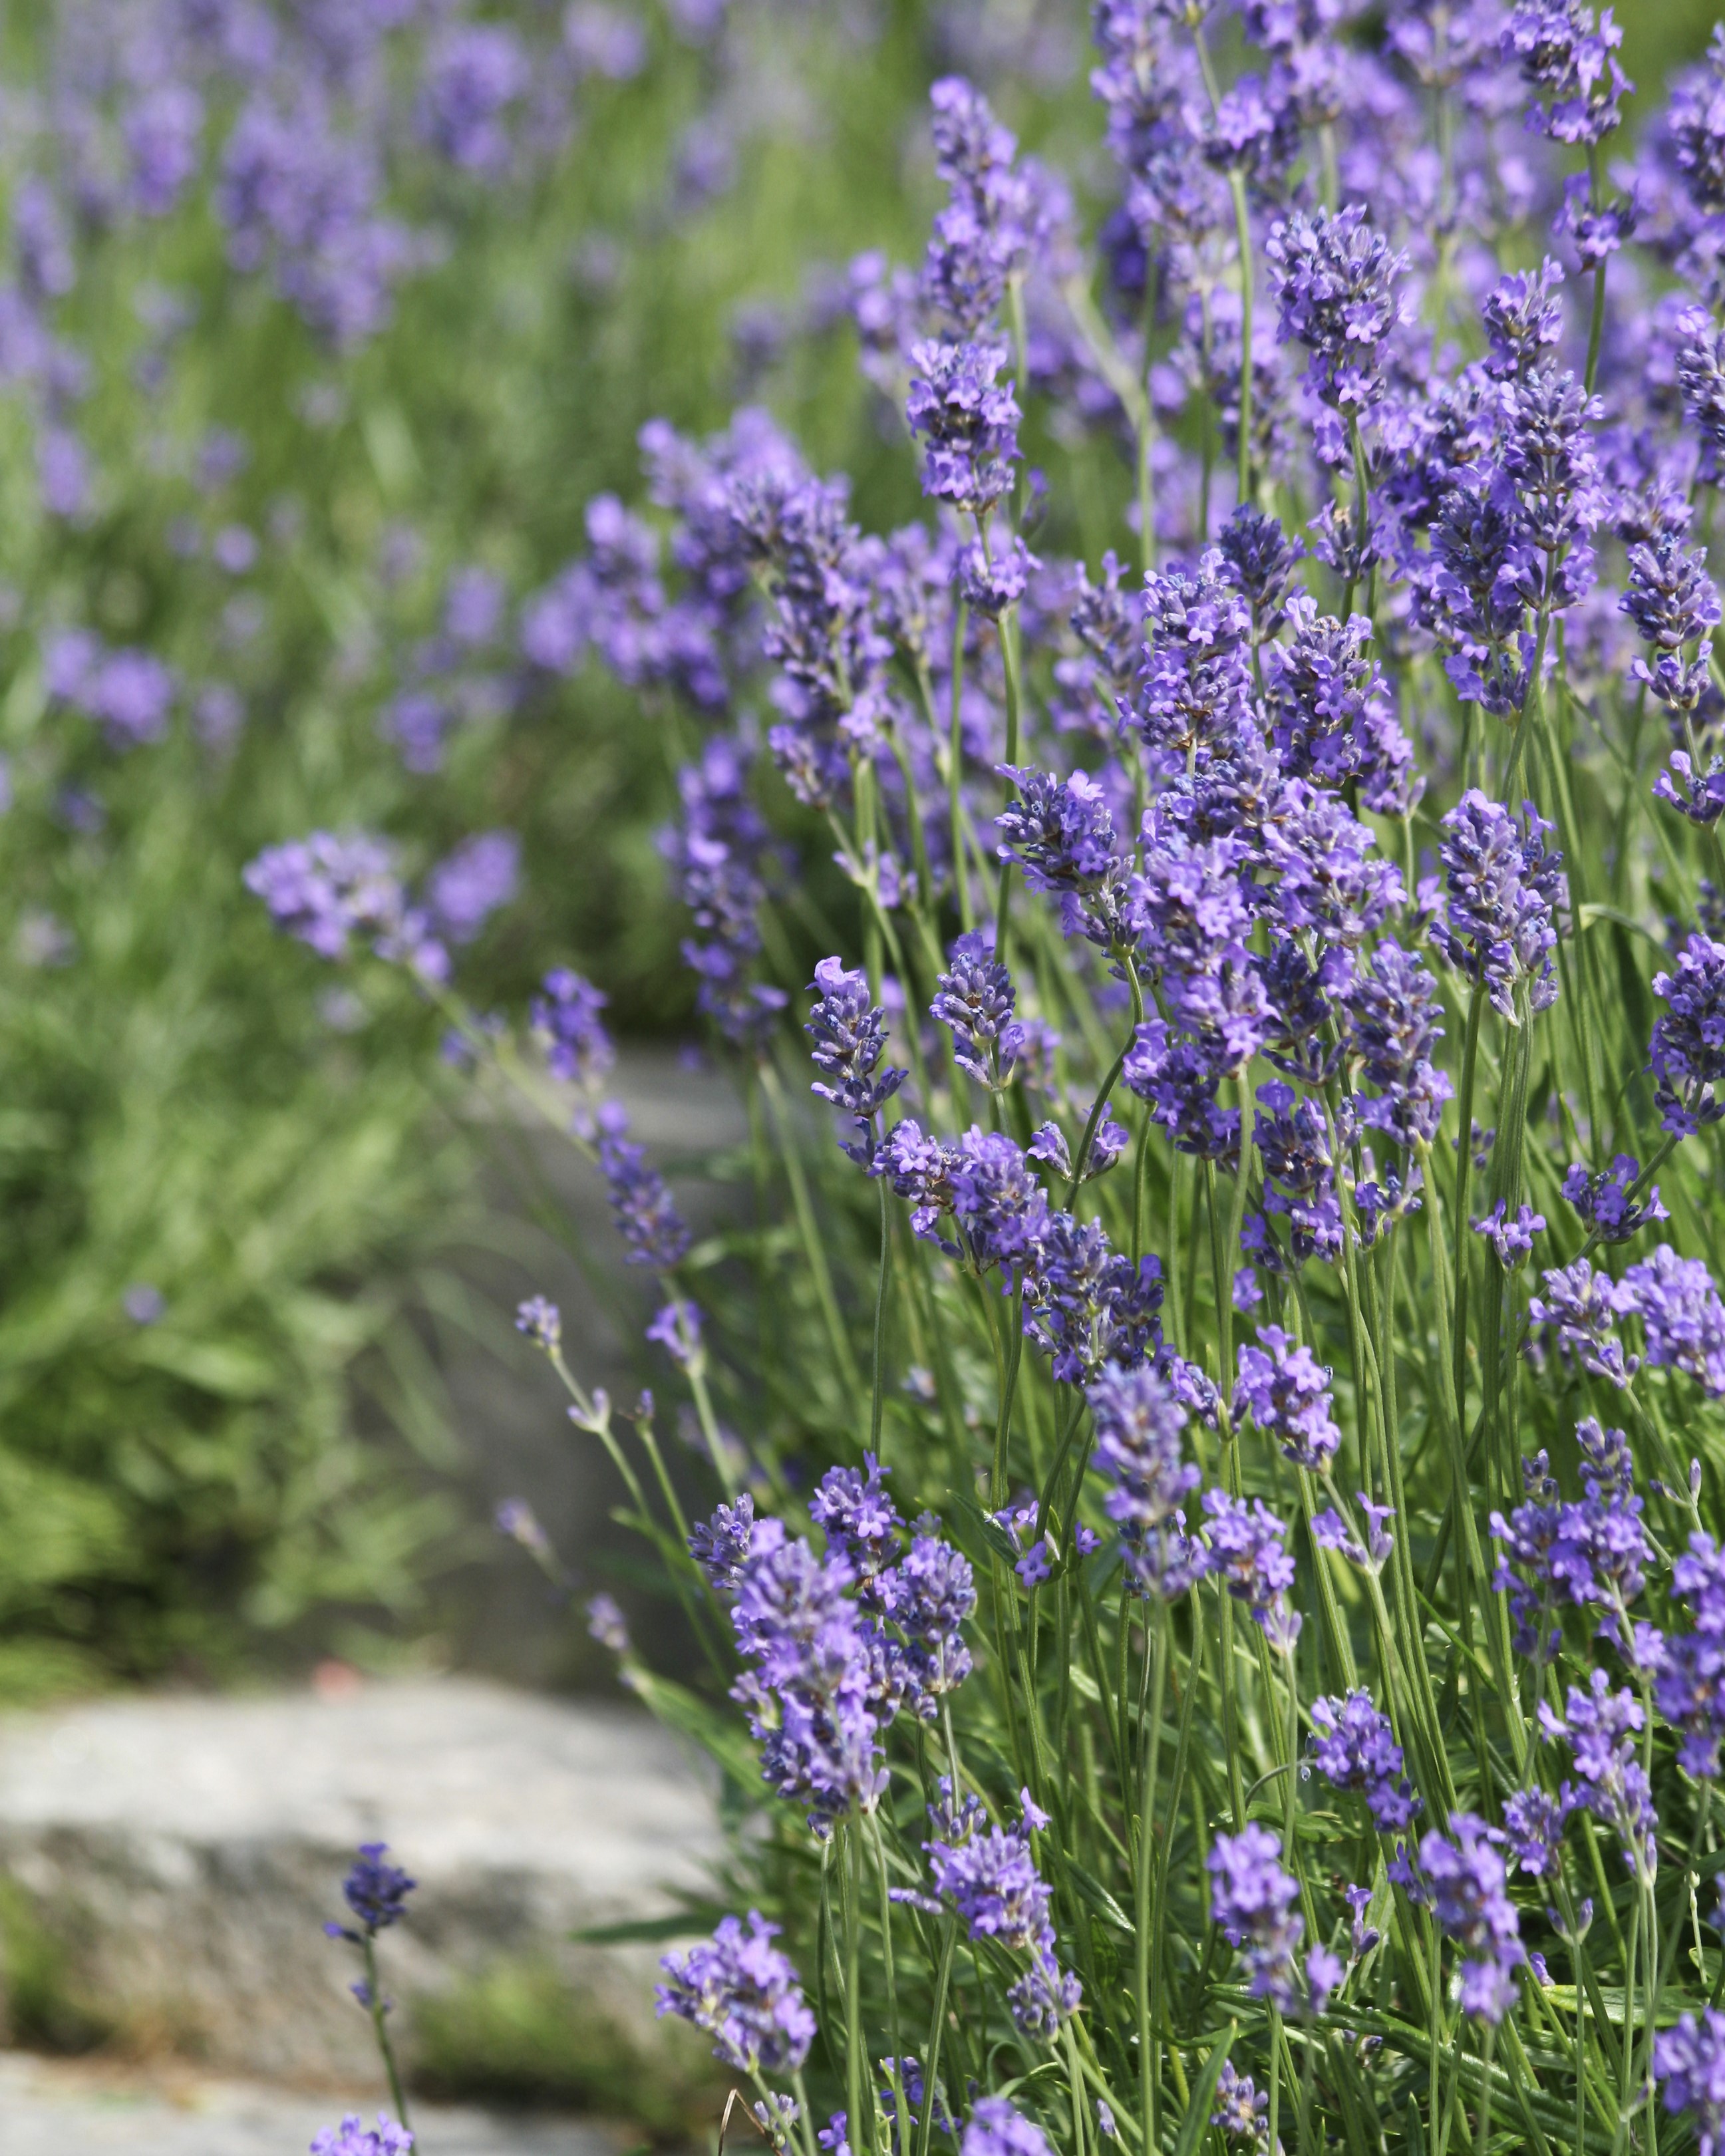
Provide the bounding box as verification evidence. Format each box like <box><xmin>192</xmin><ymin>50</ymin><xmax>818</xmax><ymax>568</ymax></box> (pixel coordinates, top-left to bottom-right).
<box><xmin>0</xmin><ymin>1678</ymin><xmax>722</xmax><ymax>2087</ymax></box>
<box><xmin>0</xmin><ymin>2053</ymin><xmax>622</xmax><ymax>2156</ymax></box>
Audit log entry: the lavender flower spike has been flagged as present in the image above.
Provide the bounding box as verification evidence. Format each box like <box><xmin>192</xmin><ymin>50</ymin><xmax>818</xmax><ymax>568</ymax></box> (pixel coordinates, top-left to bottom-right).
<box><xmin>1432</xmin><ymin>791</ymin><xmax>1564</xmax><ymax>1021</ymax></box>
<box><xmin>806</xmin><ymin>957</ymin><xmax>907</xmax><ymax>1159</ymax></box>
<box><xmin>1651</xmin><ymin>935</ymin><xmax>1725</xmax><ymax>1138</ymax></box>
<box><xmin>1231</xmin><ymin>1326</ymin><xmax>1341</xmax><ymax>1471</ymax></box>
<box><xmin>657</xmin><ymin>1911</ymin><xmax>817</xmax><ymax>2074</ymax></box>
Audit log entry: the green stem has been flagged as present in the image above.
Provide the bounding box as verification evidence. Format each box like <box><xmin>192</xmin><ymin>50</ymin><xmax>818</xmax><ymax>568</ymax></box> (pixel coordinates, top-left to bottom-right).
<box><xmin>760</xmin><ymin>1061</ymin><xmax>863</xmax><ymax>1404</ymax></box>
<box><xmin>362</xmin><ymin>1934</ymin><xmax>410</xmax><ymax>2130</ymax></box>
<box><xmin>847</xmin><ymin>1821</ymin><xmax>866</xmax><ymax>2156</ymax></box>
<box><xmin>916</xmin><ymin>1924</ymin><xmax>958</xmax><ymax>2156</ymax></box>
<box><xmin>871</xmin><ymin>1816</ymin><xmax>905</xmax><ymax>2156</ymax></box>
<box><xmin>1138</xmin><ymin>1606</ymin><xmax>1168</xmax><ymax>2156</ymax></box>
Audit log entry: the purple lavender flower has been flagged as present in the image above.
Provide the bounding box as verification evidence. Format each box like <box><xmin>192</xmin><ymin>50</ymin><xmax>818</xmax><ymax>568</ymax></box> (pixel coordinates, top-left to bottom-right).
<box><xmin>1561</xmin><ymin>1155</ymin><xmax>1668</xmax><ymax>1242</ymax></box>
<box><xmin>1263</xmin><ymin>600</ymin><xmax>1419</xmax><ymax>815</ymax></box>
<box><xmin>933</xmin><ymin>933</ymin><xmax>1026</xmax><ymax>1090</ymax></box>
<box><xmin>691</xmin><ymin>1495</ymin><xmax>757</xmax><ymax>1595</ymax></box>
<box><xmin>1209</xmin><ymin>1823</ymin><xmax>1303</xmax><ymax>2010</ymax></box>
<box><xmin>1307</xmin><ymin>1690</ymin><xmax>1422</xmax><ymax>1831</ymax></box>
<box><xmin>906</xmin><ymin>340</ymin><xmax>1020</xmax><ymax>514</ymax></box>
<box><xmin>647</xmin><ymin>1299</ymin><xmax>704</xmax><ymax>1371</ymax></box>
<box><xmin>879</xmin><ymin>1534</ymin><xmax>976</xmax><ymax>1710</ymax></box>
<box><xmin>806</xmin><ymin>958</ymin><xmax>907</xmax><ymax>1157</ymax></box>
<box><xmin>1656</xmin><ymin>2010</ymin><xmax>1725</xmax><ymax>2156</ymax></box>
<box><xmin>961</xmin><ymin>2097</ymin><xmax>1054</xmax><ymax>2156</ymax></box>
<box><xmin>1482</xmin><ymin>259</ymin><xmax>1567</xmax><ymax>379</ymax></box>
<box><xmin>661</xmin><ymin>738</ymin><xmax>786</xmax><ymax>1051</ymax></box>
<box><xmin>516</xmin><ymin>1297</ymin><xmax>561</xmax><ymax>1352</ymax></box>
<box><xmin>1134</xmin><ymin>551</ymin><xmax>1255</xmax><ymax>762</ymax></box>
<box><xmin>1087</xmin><ymin>1362</ymin><xmax>1202</xmax><ymax>1598</ymax></box>
<box><xmin>331</xmin><ymin>1844</ymin><xmax>415</xmax><ymax>1939</ymax></box>
<box><xmin>1472</xmin><ymin>1201</ymin><xmax>1545</xmax><ymax>1269</ymax></box>
<box><xmin>1622</xmin><ymin>1245</ymin><xmax>1725</xmax><ymax>1396</ymax></box>
<box><xmin>1503</xmin><ymin>1</ymin><xmax>1630</xmax><ymax>145</ymax></box>
<box><xmin>532</xmin><ymin>971</ymin><xmax>615</xmax><ymax>1090</ymax></box>
<box><xmin>995</xmin><ymin>768</ymin><xmax>1128</xmax><ymax>947</ymax></box>
<box><xmin>1669</xmin><ymin>29</ymin><xmax>1725</xmax><ymax>216</ymax></box>
<box><xmin>425</xmin><ymin>832</ymin><xmax>518</xmax><ymax>945</ymax></box>
<box><xmin>1023</xmin><ymin>1212</ymin><xmax>1164</xmax><ymax>1382</ymax></box>
<box><xmin>1218</xmin><ymin>504</ymin><xmax>1305</xmax><ymax>622</ymax></box>
<box><xmin>1623</xmin><ymin>533</ymin><xmax>1719</xmax><ymax>720</ymax></box>
<box><xmin>1422</xmin><ymin>472</ymin><xmax>1539</xmax><ymax>717</ymax></box>
<box><xmin>729</xmin><ymin>1524</ymin><xmax>885</xmax><ymax>1825</ymax></box>
<box><xmin>1652</xmin><ymin>936</ymin><xmax>1725</xmax><ymax>1136</ymax></box>
<box><xmin>596</xmin><ymin>1106</ymin><xmax>693</xmax><ymax>1271</ymax></box>
<box><xmin>416</xmin><ymin>25</ymin><xmax>529</xmax><ymax>176</ymax></box>
<box><xmin>922</xmin><ymin>78</ymin><xmax>1044</xmax><ymax>337</ymax></box>
<box><xmin>1265</xmin><ymin>204</ymin><xmax>1406</xmax><ymax>419</ymax></box>
<box><xmin>1676</xmin><ymin>308</ymin><xmax>1725</xmax><ymax>482</ymax></box>
<box><xmin>49</xmin><ymin>633</ymin><xmax>176</xmax><ymax>748</ymax></box>
<box><xmin>952</xmin><ymin>1129</ymin><xmax>1050</xmax><ymax>1275</ymax></box>
<box><xmin>1262</xmin><ymin>785</ymin><xmax>1404</xmax><ymax>953</ymax></box>
<box><xmin>1432</xmin><ymin>792</ymin><xmax>1563</xmax><ymax>1020</ymax></box>
<box><xmin>244</xmin><ymin>834</ymin><xmax>448</xmax><ymax>984</ymax></box>
<box><xmin>926</xmin><ymin>1790</ymin><xmax>1058</xmax><ymax>1960</ymax></box>
<box><xmin>1658</xmin><ymin>1533</ymin><xmax>1725</xmax><ymax>1777</ymax></box>
<box><xmin>1539</xmin><ymin>1668</ymin><xmax>1657</xmax><ymax>1876</ymax></box>
<box><xmin>587</xmin><ymin>1593</ymin><xmax>631</xmax><ymax>1655</ymax></box>
<box><xmin>1201</xmin><ymin>1489</ymin><xmax>1299</xmax><ymax>1648</ymax></box>
<box><xmin>1248</xmin><ymin>1081</ymin><xmax>1342</xmax><ymax>1267</ymax></box>
<box><xmin>1418</xmin><ymin>1813</ymin><xmax>1525</xmax><ymax>2024</ymax></box>
<box><xmin>1231</xmin><ymin>1326</ymin><xmax>1340</xmax><ymax>1471</ymax></box>
<box><xmin>1526</xmin><ymin>1259</ymin><xmax>1634</xmax><ymax>1386</ymax></box>
<box><xmin>1123</xmin><ymin>1022</ymin><xmax>1242</xmax><ymax>1167</ymax></box>
<box><xmin>657</xmin><ymin>1911</ymin><xmax>816</xmax><ymax>2074</ymax></box>
<box><xmin>810</xmin><ymin>1455</ymin><xmax>905</xmax><ymax>1587</ymax></box>
<box><xmin>1211</xmin><ymin>2062</ymin><xmax>1271</xmax><ymax>2152</ymax></box>
<box><xmin>959</xmin><ymin>537</ymin><xmax>1036</xmax><ymax>619</ymax></box>
<box><xmin>1346</xmin><ymin>938</ymin><xmax>1453</xmax><ymax>1153</ymax></box>
<box><xmin>311</xmin><ymin>2116</ymin><xmax>413</xmax><ymax>2156</ymax></box>
<box><xmin>1502</xmin><ymin>1787</ymin><xmax>1564</xmax><ymax>1878</ymax></box>
<box><xmin>496</xmin><ymin>1498</ymin><xmax>551</xmax><ymax>1559</ymax></box>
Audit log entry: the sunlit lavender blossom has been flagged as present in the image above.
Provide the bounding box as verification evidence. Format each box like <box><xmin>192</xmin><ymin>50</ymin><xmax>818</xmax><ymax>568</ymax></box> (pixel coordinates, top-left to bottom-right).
<box><xmin>1201</xmin><ymin>1490</ymin><xmax>1299</xmax><ymax>1648</ymax></box>
<box><xmin>1562</xmin><ymin>1154</ymin><xmax>1668</xmax><ymax>1241</ymax></box>
<box><xmin>1432</xmin><ymin>792</ymin><xmax>1563</xmax><ymax>1020</ymax></box>
<box><xmin>906</xmin><ymin>340</ymin><xmax>1020</xmax><ymax>514</ymax></box>
<box><xmin>933</xmin><ymin>932</ymin><xmax>1026</xmax><ymax>1090</ymax></box>
<box><xmin>1539</xmin><ymin>1668</ymin><xmax>1658</xmax><ymax>1876</ymax></box>
<box><xmin>1527</xmin><ymin>1258</ymin><xmax>1634</xmax><ymax>1385</ymax></box>
<box><xmin>1652</xmin><ymin>936</ymin><xmax>1725</xmax><ymax>1136</ymax></box>
<box><xmin>532</xmin><ymin>971</ymin><xmax>615</xmax><ymax>1090</ymax></box>
<box><xmin>1231</xmin><ymin>1326</ymin><xmax>1340</xmax><ymax>1470</ymax></box>
<box><xmin>1209</xmin><ymin>1824</ymin><xmax>1303</xmax><ymax>2011</ymax></box>
<box><xmin>1418</xmin><ymin>1813</ymin><xmax>1525</xmax><ymax>2024</ymax></box>
<box><xmin>1472</xmin><ymin>1201</ymin><xmax>1545</xmax><ymax>1268</ymax></box>
<box><xmin>657</xmin><ymin>1911</ymin><xmax>816</xmax><ymax>2073</ymax></box>
<box><xmin>1307</xmin><ymin>1690</ymin><xmax>1422</xmax><ymax>1831</ymax></box>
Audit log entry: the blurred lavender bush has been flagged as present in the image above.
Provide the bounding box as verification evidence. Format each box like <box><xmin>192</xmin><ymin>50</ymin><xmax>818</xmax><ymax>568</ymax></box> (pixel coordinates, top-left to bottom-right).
<box><xmin>0</xmin><ymin>0</ymin><xmax>1110</xmax><ymax>1692</ymax></box>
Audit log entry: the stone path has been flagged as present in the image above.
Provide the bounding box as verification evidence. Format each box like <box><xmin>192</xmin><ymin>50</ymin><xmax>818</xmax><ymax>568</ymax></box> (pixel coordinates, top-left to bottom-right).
<box><xmin>0</xmin><ymin>2053</ymin><xmax>620</xmax><ymax>2156</ymax></box>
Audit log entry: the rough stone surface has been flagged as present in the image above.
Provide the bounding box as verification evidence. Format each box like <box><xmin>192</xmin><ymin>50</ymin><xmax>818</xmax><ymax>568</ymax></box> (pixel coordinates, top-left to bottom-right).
<box><xmin>0</xmin><ymin>2052</ymin><xmax>621</xmax><ymax>2156</ymax></box>
<box><xmin>0</xmin><ymin>1678</ymin><xmax>722</xmax><ymax>2085</ymax></box>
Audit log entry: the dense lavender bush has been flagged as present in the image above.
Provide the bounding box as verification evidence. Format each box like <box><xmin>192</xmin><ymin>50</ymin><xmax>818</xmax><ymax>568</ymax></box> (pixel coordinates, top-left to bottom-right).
<box><xmin>252</xmin><ymin>3</ymin><xmax>1725</xmax><ymax>2154</ymax></box>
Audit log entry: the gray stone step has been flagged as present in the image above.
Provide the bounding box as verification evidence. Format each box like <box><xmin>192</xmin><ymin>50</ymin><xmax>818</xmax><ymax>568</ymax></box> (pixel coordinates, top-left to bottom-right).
<box><xmin>0</xmin><ymin>1678</ymin><xmax>723</xmax><ymax>2105</ymax></box>
<box><xmin>0</xmin><ymin>2053</ymin><xmax>621</xmax><ymax>2156</ymax></box>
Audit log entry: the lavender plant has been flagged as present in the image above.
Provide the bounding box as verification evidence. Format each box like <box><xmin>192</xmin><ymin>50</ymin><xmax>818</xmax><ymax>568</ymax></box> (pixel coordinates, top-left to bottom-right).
<box><xmin>257</xmin><ymin>7</ymin><xmax>1725</xmax><ymax>2155</ymax></box>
